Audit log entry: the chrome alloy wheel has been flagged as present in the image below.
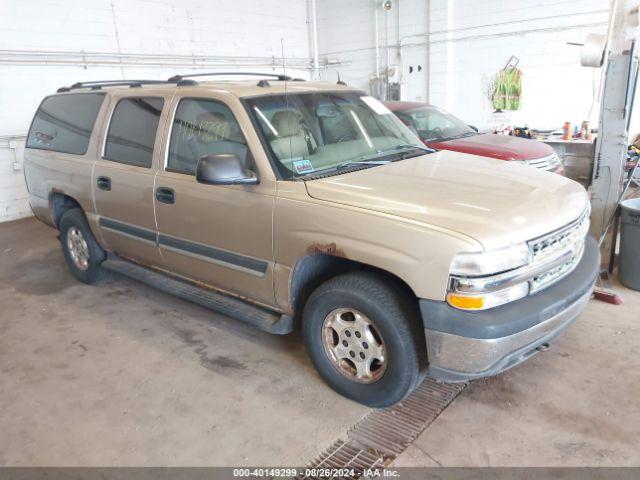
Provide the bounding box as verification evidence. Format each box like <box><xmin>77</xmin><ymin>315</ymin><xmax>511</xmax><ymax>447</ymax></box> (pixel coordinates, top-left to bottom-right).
<box><xmin>321</xmin><ymin>308</ymin><xmax>387</xmax><ymax>384</ymax></box>
<box><xmin>66</xmin><ymin>226</ymin><xmax>90</xmax><ymax>271</ymax></box>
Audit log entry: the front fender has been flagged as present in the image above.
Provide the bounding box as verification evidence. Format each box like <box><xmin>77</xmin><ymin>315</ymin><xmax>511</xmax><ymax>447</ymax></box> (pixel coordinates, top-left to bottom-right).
<box><xmin>273</xmin><ymin>194</ymin><xmax>480</xmax><ymax>311</ymax></box>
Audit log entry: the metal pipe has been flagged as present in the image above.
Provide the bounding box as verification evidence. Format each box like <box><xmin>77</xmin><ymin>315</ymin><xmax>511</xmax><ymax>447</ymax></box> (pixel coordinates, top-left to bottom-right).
<box><xmin>374</xmin><ymin>1</ymin><xmax>380</xmax><ymax>78</ymax></box>
<box><xmin>397</xmin><ymin>0</ymin><xmax>402</xmax><ymax>87</ymax></box>
<box><xmin>385</xmin><ymin>4</ymin><xmax>390</xmax><ymax>73</ymax></box>
<box><xmin>310</xmin><ymin>0</ymin><xmax>320</xmax><ymax>80</ymax></box>
<box><xmin>0</xmin><ymin>48</ymin><xmax>344</xmax><ymax>70</ymax></box>
<box><xmin>426</xmin><ymin>0</ymin><xmax>431</xmax><ymax>102</ymax></box>
<box><xmin>0</xmin><ymin>134</ymin><xmax>27</xmax><ymax>149</ymax></box>
<box><xmin>323</xmin><ymin>20</ymin><xmax>608</xmax><ymax>56</ymax></box>
<box><xmin>398</xmin><ymin>8</ymin><xmax>610</xmax><ymax>43</ymax></box>
<box><xmin>385</xmin><ymin>2</ymin><xmax>390</xmax><ymax>97</ymax></box>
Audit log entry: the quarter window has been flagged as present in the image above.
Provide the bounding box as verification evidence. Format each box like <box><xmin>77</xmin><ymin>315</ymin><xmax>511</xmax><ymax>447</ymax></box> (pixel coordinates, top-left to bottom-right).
<box><xmin>104</xmin><ymin>97</ymin><xmax>164</xmax><ymax>168</ymax></box>
<box><xmin>26</xmin><ymin>93</ymin><xmax>105</xmax><ymax>155</ymax></box>
<box><xmin>167</xmin><ymin>98</ymin><xmax>250</xmax><ymax>175</ymax></box>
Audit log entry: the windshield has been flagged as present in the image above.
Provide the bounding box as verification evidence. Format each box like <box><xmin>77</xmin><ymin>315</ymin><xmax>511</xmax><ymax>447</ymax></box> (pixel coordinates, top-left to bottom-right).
<box><xmin>245</xmin><ymin>91</ymin><xmax>426</xmax><ymax>178</ymax></box>
<box><xmin>396</xmin><ymin>106</ymin><xmax>475</xmax><ymax>143</ymax></box>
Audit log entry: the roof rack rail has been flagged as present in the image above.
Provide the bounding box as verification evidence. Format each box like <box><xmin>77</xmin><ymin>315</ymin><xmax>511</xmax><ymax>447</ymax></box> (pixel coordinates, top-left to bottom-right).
<box><xmin>167</xmin><ymin>71</ymin><xmax>292</xmax><ymax>86</ymax></box>
<box><xmin>57</xmin><ymin>79</ymin><xmax>170</xmax><ymax>93</ymax></box>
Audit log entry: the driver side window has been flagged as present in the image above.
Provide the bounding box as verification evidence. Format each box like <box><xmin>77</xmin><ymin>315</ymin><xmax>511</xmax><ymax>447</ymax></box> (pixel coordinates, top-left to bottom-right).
<box><xmin>167</xmin><ymin>98</ymin><xmax>250</xmax><ymax>175</ymax></box>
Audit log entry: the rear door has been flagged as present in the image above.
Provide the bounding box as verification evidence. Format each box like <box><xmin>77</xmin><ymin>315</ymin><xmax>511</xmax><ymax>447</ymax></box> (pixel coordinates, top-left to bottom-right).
<box><xmin>93</xmin><ymin>92</ymin><xmax>171</xmax><ymax>266</ymax></box>
<box><xmin>153</xmin><ymin>94</ymin><xmax>276</xmax><ymax>307</ymax></box>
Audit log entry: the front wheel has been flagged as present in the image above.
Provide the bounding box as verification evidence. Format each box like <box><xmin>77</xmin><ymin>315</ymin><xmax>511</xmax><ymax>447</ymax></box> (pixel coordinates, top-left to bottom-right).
<box><xmin>303</xmin><ymin>272</ymin><xmax>425</xmax><ymax>407</ymax></box>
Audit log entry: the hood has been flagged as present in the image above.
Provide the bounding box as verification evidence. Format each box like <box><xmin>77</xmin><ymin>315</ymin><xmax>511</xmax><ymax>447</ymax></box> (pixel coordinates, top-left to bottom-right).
<box><xmin>427</xmin><ymin>133</ymin><xmax>554</xmax><ymax>161</ymax></box>
<box><xmin>304</xmin><ymin>150</ymin><xmax>588</xmax><ymax>250</ymax></box>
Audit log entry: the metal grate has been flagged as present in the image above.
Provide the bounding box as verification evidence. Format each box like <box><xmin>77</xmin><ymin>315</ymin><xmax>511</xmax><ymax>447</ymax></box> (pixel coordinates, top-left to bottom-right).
<box><xmin>528</xmin><ymin>209</ymin><xmax>589</xmax><ymax>293</ymax></box>
<box><xmin>530</xmin><ymin>209</ymin><xmax>588</xmax><ymax>263</ymax></box>
<box><xmin>527</xmin><ymin>152</ymin><xmax>562</xmax><ymax>171</ymax></box>
<box><xmin>298</xmin><ymin>379</ymin><xmax>466</xmax><ymax>479</ymax></box>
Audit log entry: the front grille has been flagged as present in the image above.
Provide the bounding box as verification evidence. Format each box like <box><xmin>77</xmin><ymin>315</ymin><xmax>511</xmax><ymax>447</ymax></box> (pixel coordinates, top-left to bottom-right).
<box><xmin>531</xmin><ymin>242</ymin><xmax>585</xmax><ymax>292</ymax></box>
<box><xmin>528</xmin><ymin>209</ymin><xmax>589</xmax><ymax>292</ymax></box>
<box><xmin>527</xmin><ymin>153</ymin><xmax>562</xmax><ymax>171</ymax></box>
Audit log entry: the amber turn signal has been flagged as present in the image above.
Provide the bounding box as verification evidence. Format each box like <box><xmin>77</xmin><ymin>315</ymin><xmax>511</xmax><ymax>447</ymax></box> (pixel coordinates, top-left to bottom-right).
<box><xmin>447</xmin><ymin>294</ymin><xmax>485</xmax><ymax>310</ymax></box>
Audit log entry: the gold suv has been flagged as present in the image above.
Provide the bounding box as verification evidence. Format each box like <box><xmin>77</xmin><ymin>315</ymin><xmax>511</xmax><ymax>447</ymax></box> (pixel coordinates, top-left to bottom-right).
<box><xmin>24</xmin><ymin>73</ymin><xmax>599</xmax><ymax>407</ymax></box>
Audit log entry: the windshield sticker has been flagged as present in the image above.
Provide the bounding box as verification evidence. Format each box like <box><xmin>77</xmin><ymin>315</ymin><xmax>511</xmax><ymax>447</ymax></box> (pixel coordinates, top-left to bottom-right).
<box><xmin>361</xmin><ymin>96</ymin><xmax>392</xmax><ymax>115</ymax></box>
<box><xmin>292</xmin><ymin>159</ymin><xmax>314</xmax><ymax>174</ymax></box>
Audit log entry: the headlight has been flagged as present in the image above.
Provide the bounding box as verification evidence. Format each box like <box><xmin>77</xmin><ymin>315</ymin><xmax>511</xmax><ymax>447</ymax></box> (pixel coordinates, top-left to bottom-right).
<box><xmin>449</xmin><ymin>243</ymin><xmax>531</xmax><ymax>276</ymax></box>
<box><xmin>447</xmin><ymin>243</ymin><xmax>532</xmax><ymax>311</ymax></box>
<box><xmin>447</xmin><ymin>205</ymin><xmax>590</xmax><ymax>311</ymax></box>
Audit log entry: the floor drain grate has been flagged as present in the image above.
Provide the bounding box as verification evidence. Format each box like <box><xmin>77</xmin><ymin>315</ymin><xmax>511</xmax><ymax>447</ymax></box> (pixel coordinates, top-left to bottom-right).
<box><xmin>299</xmin><ymin>379</ymin><xmax>466</xmax><ymax>478</ymax></box>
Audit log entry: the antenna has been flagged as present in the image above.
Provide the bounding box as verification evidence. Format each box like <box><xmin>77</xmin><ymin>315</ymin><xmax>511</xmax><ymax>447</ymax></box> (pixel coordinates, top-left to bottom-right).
<box><xmin>336</xmin><ymin>71</ymin><xmax>347</xmax><ymax>85</ymax></box>
<box><xmin>280</xmin><ymin>37</ymin><xmax>287</xmax><ymax>82</ymax></box>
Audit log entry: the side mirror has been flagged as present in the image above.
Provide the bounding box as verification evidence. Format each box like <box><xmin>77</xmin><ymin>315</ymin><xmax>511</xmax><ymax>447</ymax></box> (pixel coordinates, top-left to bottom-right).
<box><xmin>196</xmin><ymin>153</ymin><xmax>258</xmax><ymax>186</ymax></box>
<box><xmin>468</xmin><ymin>125</ymin><xmax>479</xmax><ymax>132</ymax></box>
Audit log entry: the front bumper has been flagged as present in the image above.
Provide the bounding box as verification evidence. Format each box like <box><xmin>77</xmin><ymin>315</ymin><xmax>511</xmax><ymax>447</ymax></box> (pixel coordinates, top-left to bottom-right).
<box><xmin>420</xmin><ymin>236</ymin><xmax>600</xmax><ymax>382</ymax></box>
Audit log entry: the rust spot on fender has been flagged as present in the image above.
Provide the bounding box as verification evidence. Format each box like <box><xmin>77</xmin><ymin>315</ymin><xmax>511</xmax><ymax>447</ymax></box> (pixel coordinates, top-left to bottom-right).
<box><xmin>306</xmin><ymin>242</ymin><xmax>346</xmax><ymax>258</ymax></box>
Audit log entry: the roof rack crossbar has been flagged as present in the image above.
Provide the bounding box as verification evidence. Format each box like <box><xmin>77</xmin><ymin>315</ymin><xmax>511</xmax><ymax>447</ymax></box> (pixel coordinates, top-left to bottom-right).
<box><xmin>167</xmin><ymin>72</ymin><xmax>292</xmax><ymax>82</ymax></box>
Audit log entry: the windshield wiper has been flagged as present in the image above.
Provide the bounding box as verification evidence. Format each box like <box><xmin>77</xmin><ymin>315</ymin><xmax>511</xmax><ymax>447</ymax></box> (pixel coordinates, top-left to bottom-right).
<box><xmin>334</xmin><ymin>145</ymin><xmax>435</xmax><ymax>170</ymax></box>
<box><xmin>378</xmin><ymin>144</ymin><xmax>437</xmax><ymax>154</ymax></box>
<box><xmin>444</xmin><ymin>132</ymin><xmax>477</xmax><ymax>140</ymax></box>
<box><xmin>336</xmin><ymin>160</ymin><xmax>392</xmax><ymax>170</ymax></box>
<box><xmin>304</xmin><ymin>144</ymin><xmax>436</xmax><ymax>177</ymax></box>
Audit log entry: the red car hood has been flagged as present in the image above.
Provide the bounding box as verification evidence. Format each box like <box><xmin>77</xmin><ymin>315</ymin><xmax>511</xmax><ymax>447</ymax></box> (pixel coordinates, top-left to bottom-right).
<box><xmin>427</xmin><ymin>133</ymin><xmax>553</xmax><ymax>161</ymax></box>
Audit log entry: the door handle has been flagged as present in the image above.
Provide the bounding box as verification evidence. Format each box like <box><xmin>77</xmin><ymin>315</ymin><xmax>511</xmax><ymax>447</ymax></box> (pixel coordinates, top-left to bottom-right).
<box><xmin>97</xmin><ymin>176</ymin><xmax>111</xmax><ymax>191</ymax></box>
<box><xmin>155</xmin><ymin>187</ymin><xmax>175</xmax><ymax>204</ymax></box>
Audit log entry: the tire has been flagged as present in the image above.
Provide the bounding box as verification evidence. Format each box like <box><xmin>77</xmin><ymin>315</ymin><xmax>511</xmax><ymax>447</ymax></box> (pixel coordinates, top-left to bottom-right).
<box><xmin>59</xmin><ymin>208</ymin><xmax>105</xmax><ymax>284</ymax></box>
<box><xmin>303</xmin><ymin>271</ymin><xmax>426</xmax><ymax>407</ymax></box>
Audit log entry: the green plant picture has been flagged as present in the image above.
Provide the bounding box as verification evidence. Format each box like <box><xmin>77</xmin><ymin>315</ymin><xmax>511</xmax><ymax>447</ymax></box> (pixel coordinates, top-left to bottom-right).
<box><xmin>492</xmin><ymin>67</ymin><xmax>522</xmax><ymax>111</ymax></box>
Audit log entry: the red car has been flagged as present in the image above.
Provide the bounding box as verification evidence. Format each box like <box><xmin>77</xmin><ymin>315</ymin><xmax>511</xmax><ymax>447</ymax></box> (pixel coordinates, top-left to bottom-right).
<box><xmin>385</xmin><ymin>101</ymin><xmax>565</xmax><ymax>175</ymax></box>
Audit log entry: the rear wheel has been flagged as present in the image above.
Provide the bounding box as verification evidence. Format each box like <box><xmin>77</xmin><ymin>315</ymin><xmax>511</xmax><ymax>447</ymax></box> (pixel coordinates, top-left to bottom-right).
<box><xmin>303</xmin><ymin>272</ymin><xmax>425</xmax><ymax>407</ymax></box>
<box><xmin>59</xmin><ymin>208</ymin><xmax>105</xmax><ymax>284</ymax></box>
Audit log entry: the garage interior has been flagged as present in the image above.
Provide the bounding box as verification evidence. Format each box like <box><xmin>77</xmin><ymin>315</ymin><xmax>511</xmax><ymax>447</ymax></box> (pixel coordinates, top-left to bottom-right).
<box><xmin>1</xmin><ymin>0</ymin><xmax>640</xmax><ymax>474</ymax></box>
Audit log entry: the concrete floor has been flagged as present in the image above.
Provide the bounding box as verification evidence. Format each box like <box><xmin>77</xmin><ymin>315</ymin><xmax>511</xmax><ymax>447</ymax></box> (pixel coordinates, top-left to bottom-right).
<box><xmin>393</xmin><ymin>276</ymin><xmax>640</xmax><ymax>467</ymax></box>
<box><xmin>1</xmin><ymin>217</ymin><xmax>639</xmax><ymax>467</ymax></box>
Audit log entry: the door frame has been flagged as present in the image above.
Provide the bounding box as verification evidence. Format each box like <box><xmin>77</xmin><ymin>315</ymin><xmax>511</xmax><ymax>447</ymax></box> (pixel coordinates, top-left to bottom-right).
<box><xmin>153</xmin><ymin>91</ymin><xmax>278</xmax><ymax>307</ymax></box>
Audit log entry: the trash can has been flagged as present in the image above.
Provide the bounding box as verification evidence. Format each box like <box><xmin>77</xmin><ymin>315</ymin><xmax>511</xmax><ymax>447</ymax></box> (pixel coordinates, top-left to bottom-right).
<box><xmin>619</xmin><ymin>198</ymin><xmax>640</xmax><ymax>291</ymax></box>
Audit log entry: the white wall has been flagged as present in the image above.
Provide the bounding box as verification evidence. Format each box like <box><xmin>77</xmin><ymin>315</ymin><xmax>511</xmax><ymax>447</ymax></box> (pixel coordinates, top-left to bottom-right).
<box><xmin>316</xmin><ymin>1</ymin><xmax>378</xmax><ymax>87</ymax></box>
<box><xmin>0</xmin><ymin>0</ymin><xmax>313</xmax><ymax>222</ymax></box>
<box><xmin>427</xmin><ymin>0</ymin><xmax>609</xmax><ymax>131</ymax></box>
<box><xmin>0</xmin><ymin>0</ymin><xmax>616</xmax><ymax>222</ymax></box>
<box><xmin>317</xmin><ymin>0</ymin><xmax>610</xmax><ymax>130</ymax></box>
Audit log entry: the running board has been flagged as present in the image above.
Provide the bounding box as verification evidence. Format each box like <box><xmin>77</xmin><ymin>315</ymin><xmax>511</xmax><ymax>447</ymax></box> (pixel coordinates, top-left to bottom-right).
<box><xmin>103</xmin><ymin>256</ymin><xmax>294</xmax><ymax>335</ymax></box>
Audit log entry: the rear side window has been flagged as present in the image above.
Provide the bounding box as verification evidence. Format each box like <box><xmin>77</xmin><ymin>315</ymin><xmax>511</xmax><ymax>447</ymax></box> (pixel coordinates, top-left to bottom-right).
<box><xmin>26</xmin><ymin>93</ymin><xmax>105</xmax><ymax>155</ymax></box>
<box><xmin>104</xmin><ymin>97</ymin><xmax>164</xmax><ymax>168</ymax></box>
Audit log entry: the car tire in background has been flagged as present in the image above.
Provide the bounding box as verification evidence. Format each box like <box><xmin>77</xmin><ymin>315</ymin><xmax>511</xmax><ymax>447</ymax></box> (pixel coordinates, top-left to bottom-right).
<box><xmin>59</xmin><ymin>208</ymin><xmax>106</xmax><ymax>284</ymax></box>
<box><xmin>303</xmin><ymin>271</ymin><xmax>426</xmax><ymax>407</ymax></box>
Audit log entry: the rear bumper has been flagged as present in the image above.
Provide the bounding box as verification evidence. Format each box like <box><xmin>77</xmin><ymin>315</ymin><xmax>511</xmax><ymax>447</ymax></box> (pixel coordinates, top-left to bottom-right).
<box><xmin>420</xmin><ymin>236</ymin><xmax>599</xmax><ymax>382</ymax></box>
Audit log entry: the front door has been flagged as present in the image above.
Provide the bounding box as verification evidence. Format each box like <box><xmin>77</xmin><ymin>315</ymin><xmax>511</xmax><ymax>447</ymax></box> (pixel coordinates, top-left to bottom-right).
<box><xmin>93</xmin><ymin>94</ymin><xmax>168</xmax><ymax>266</ymax></box>
<box><xmin>154</xmin><ymin>96</ymin><xmax>276</xmax><ymax>307</ymax></box>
